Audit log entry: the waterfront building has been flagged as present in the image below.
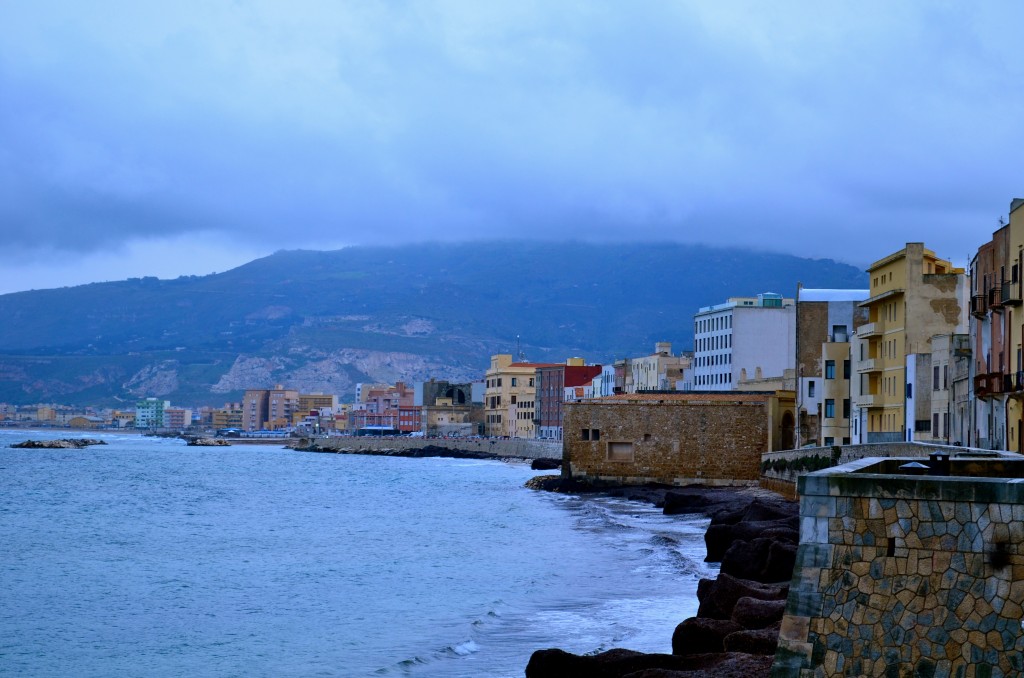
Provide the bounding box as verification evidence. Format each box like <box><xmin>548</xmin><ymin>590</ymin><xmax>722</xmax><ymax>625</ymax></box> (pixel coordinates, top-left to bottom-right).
<box><xmin>135</xmin><ymin>398</ymin><xmax>170</xmax><ymax>429</ymax></box>
<box><xmin>163</xmin><ymin>407</ymin><xmax>193</xmax><ymax>430</ymax></box>
<box><xmin>929</xmin><ymin>333</ymin><xmax>969</xmax><ymax>445</ymax></box>
<box><xmin>626</xmin><ymin>342</ymin><xmax>691</xmax><ymax>393</ymax></box>
<box><xmin>355</xmin><ymin>383</ymin><xmax>390</xmax><ymax>404</ymax></box>
<box><xmin>1002</xmin><ymin>198</ymin><xmax>1024</xmax><ymax>453</ymax></box>
<box><xmin>852</xmin><ymin>243</ymin><xmax>967</xmax><ymax>443</ymax></box>
<box><xmin>794</xmin><ymin>288</ymin><xmax>869</xmax><ymax>447</ymax></box>
<box><xmin>68</xmin><ymin>415</ymin><xmax>105</xmax><ymax>429</ymax></box>
<box><xmin>349</xmin><ymin>382</ymin><xmax>419</xmax><ymax>433</ymax></box>
<box><xmin>692</xmin><ymin>293</ymin><xmax>795</xmax><ymax>391</ymax></box>
<box><xmin>535</xmin><ymin>359</ymin><xmax>602</xmax><ymax>440</ymax></box>
<box><xmin>419</xmin><ymin>396</ymin><xmax>481</xmax><ymax>437</ymax></box>
<box><xmin>111</xmin><ymin>410</ymin><xmax>136</xmax><ymax>429</ymax></box>
<box><xmin>415</xmin><ymin>380</ymin><xmax>476</xmax><ymax>408</ymax></box>
<box><xmin>564</xmin><ymin>390</ymin><xmax>796</xmax><ymax>486</ymax></box>
<box><xmin>483</xmin><ymin>354</ymin><xmax>560</xmax><ymax>438</ymax></box>
<box><xmin>212</xmin><ymin>403</ymin><xmax>244</xmax><ymax>430</ymax></box>
<box><xmin>588</xmin><ymin>365</ymin><xmax>617</xmax><ymax>398</ymax></box>
<box><xmin>242</xmin><ymin>386</ymin><xmax>299</xmax><ymax>431</ymax></box>
<box><xmin>970</xmin><ymin>225</ymin><xmax>1011</xmax><ymax>449</ymax></box>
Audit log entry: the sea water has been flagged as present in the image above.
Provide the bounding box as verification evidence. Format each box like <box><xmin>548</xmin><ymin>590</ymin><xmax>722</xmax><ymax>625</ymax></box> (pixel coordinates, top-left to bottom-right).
<box><xmin>0</xmin><ymin>430</ymin><xmax>716</xmax><ymax>677</ymax></box>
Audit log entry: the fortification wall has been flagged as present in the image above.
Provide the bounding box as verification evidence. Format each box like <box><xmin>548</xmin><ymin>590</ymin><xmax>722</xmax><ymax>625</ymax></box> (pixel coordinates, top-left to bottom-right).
<box><xmin>298</xmin><ymin>436</ymin><xmax>561</xmax><ymax>460</ymax></box>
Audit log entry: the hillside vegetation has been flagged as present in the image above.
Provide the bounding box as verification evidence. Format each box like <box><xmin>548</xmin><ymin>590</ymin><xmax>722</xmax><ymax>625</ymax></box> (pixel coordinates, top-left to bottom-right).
<box><xmin>0</xmin><ymin>242</ymin><xmax>866</xmax><ymax>405</ymax></box>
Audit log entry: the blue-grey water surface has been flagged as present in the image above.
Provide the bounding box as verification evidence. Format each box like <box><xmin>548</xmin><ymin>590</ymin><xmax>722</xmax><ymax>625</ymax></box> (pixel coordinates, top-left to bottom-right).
<box><xmin>0</xmin><ymin>431</ymin><xmax>714</xmax><ymax>677</ymax></box>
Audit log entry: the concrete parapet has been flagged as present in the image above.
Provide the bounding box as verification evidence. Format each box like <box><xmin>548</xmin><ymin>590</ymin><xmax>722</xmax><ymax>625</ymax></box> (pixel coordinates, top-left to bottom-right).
<box><xmin>760</xmin><ymin>442</ymin><xmax>1021</xmax><ymax>497</ymax></box>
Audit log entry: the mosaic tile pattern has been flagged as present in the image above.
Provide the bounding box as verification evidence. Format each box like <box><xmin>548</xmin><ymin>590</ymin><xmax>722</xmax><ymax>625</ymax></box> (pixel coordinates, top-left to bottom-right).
<box><xmin>773</xmin><ymin>464</ymin><xmax>1024</xmax><ymax>678</ymax></box>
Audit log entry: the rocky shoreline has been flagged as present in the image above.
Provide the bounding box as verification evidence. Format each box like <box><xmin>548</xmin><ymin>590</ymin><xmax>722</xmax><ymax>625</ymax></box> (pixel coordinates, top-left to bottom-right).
<box><xmin>10</xmin><ymin>438</ymin><xmax>108</xmax><ymax>449</ymax></box>
<box><xmin>290</xmin><ymin>439</ymin><xmax>564</xmax><ymax>467</ymax></box>
<box><xmin>525</xmin><ymin>480</ymin><xmax>799</xmax><ymax>678</ymax></box>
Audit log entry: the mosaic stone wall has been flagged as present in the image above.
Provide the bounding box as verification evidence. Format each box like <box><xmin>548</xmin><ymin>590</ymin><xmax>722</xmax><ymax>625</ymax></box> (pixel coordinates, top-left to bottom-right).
<box><xmin>772</xmin><ymin>459</ymin><xmax>1024</xmax><ymax>677</ymax></box>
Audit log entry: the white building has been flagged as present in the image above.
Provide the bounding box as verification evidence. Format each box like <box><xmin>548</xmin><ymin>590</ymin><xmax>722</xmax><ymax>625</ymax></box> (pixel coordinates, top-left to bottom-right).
<box><xmin>692</xmin><ymin>293</ymin><xmax>796</xmax><ymax>391</ymax></box>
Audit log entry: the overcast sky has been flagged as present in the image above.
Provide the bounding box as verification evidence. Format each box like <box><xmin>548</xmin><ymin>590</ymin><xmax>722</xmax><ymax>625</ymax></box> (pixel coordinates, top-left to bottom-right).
<box><xmin>1</xmin><ymin>2</ymin><xmax>1022</xmax><ymax>294</ymax></box>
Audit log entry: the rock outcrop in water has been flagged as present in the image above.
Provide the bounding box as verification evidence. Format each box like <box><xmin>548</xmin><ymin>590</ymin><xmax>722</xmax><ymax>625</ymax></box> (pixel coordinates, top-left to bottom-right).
<box><xmin>526</xmin><ymin>488</ymin><xmax>799</xmax><ymax>678</ymax></box>
<box><xmin>11</xmin><ymin>438</ymin><xmax>107</xmax><ymax>449</ymax></box>
<box><xmin>185</xmin><ymin>437</ymin><xmax>231</xmax><ymax>446</ymax></box>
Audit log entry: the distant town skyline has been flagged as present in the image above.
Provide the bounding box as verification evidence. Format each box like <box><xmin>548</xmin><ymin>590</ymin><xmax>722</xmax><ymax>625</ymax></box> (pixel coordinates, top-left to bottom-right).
<box><xmin>2</xmin><ymin>2</ymin><xmax>1021</xmax><ymax>294</ymax></box>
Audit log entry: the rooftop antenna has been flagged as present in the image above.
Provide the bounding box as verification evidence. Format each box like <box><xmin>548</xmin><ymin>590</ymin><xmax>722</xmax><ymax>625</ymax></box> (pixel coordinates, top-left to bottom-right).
<box><xmin>999</xmin><ymin>215</ymin><xmax>1007</xmax><ymax>227</ymax></box>
<box><xmin>516</xmin><ymin>335</ymin><xmax>526</xmax><ymax>362</ymax></box>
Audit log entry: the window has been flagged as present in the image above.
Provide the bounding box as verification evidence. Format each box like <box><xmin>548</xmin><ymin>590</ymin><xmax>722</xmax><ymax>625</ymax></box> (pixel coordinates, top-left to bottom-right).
<box><xmin>824</xmin><ymin>437</ymin><xmax>834</xmax><ymax>446</ymax></box>
<box><xmin>843</xmin><ymin>360</ymin><xmax>851</xmax><ymax>380</ymax></box>
<box><xmin>808</xmin><ymin>381</ymin><xmax>816</xmax><ymax>398</ymax></box>
<box><xmin>825</xmin><ymin>360</ymin><xmax>835</xmax><ymax>379</ymax></box>
<box><xmin>842</xmin><ymin>399</ymin><xmax>850</xmax><ymax>419</ymax></box>
<box><xmin>933</xmin><ymin>366</ymin><xmax>940</xmax><ymax>391</ymax></box>
<box><xmin>842</xmin><ymin>437</ymin><xmax>851</xmax><ymax>445</ymax></box>
<box><xmin>511</xmin><ymin>377</ymin><xmax>517</xmax><ymax>387</ymax></box>
<box><xmin>511</xmin><ymin>395</ymin><xmax>517</xmax><ymax>404</ymax></box>
<box><xmin>933</xmin><ymin>413</ymin><xmax>939</xmax><ymax>436</ymax></box>
<box><xmin>591</xmin><ymin>429</ymin><xmax>601</xmax><ymax>441</ymax></box>
<box><xmin>607</xmin><ymin>441</ymin><xmax>634</xmax><ymax>462</ymax></box>
<box><xmin>581</xmin><ymin>429</ymin><xmax>590</xmax><ymax>441</ymax></box>
<box><xmin>497</xmin><ymin>378</ymin><xmax>502</xmax><ymax>387</ymax></box>
<box><xmin>529</xmin><ymin>378</ymin><xmax>535</xmax><ymax>387</ymax></box>
<box><xmin>825</xmin><ymin>399</ymin><xmax>835</xmax><ymax>418</ymax></box>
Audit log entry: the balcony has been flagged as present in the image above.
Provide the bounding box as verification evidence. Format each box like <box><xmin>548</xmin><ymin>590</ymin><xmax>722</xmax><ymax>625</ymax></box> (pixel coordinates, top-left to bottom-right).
<box><xmin>990</xmin><ymin>284</ymin><xmax>1004</xmax><ymax>311</ymax></box>
<box><xmin>856</xmin><ymin>358</ymin><xmax>882</xmax><ymax>373</ymax></box>
<box><xmin>1006</xmin><ymin>371</ymin><xmax>1024</xmax><ymax>396</ymax></box>
<box><xmin>856</xmin><ymin>393</ymin><xmax>881</xmax><ymax>407</ymax></box>
<box><xmin>971</xmin><ymin>294</ymin><xmax>988</xmax><ymax>318</ymax></box>
<box><xmin>952</xmin><ymin>334</ymin><xmax>971</xmax><ymax>357</ymax></box>
<box><xmin>975</xmin><ymin>372</ymin><xmax>1005</xmax><ymax>398</ymax></box>
<box><xmin>1002</xmin><ymin>281</ymin><xmax>1022</xmax><ymax>306</ymax></box>
<box><xmin>856</xmin><ymin>322</ymin><xmax>881</xmax><ymax>338</ymax></box>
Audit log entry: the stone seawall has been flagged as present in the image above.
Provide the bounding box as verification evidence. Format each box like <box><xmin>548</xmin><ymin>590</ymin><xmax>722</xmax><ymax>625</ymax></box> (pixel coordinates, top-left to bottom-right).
<box><xmin>293</xmin><ymin>436</ymin><xmax>562</xmax><ymax>461</ymax></box>
<box><xmin>773</xmin><ymin>457</ymin><xmax>1024</xmax><ymax>677</ymax></box>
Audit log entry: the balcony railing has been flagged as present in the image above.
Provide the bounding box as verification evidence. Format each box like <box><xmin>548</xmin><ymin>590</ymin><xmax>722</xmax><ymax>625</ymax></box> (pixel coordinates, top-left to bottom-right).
<box><xmin>971</xmin><ymin>294</ymin><xmax>988</xmax><ymax>318</ymax></box>
<box><xmin>1003</xmin><ymin>281</ymin><xmax>1022</xmax><ymax>306</ymax></box>
<box><xmin>856</xmin><ymin>394</ymin><xmax>881</xmax><ymax>407</ymax></box>
<box><xmin>857</xmin><ymin>322</ymin><xmax>881</xmax><ymax>338</ymax></box>
<box><xmin>975</xmin><ymin>372</ymin><xmax>1006</xmax><ymax>398</ymax></box>
<box><xmin>990</xmin><ymin>285</ymin><xmax>1004</xmax><ymax>309</ymax></box>
<box><xmin>856</xmin><ymin>358</ymin><xmax>881</xmax><ymax>373</ymax></box>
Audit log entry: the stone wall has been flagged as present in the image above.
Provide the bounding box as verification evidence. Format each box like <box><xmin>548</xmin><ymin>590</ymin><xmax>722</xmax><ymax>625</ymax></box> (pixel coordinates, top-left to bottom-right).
<box><xmin>772</xmin><ymin>457</ymin><xmax>1024</xmax><ymax>677</ymax></box>
<box><xmin>564</xmin><ymin>394</ymin><xmax>792</xmax><ymax>485</ymax></box>
<box><xmin>303</xmin><ymin>436</ymin><xmax>561</xmax><ymax>460</ymax></box>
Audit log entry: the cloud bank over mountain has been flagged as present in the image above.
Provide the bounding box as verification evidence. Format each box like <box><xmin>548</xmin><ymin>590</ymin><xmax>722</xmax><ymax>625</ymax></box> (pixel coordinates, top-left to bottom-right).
<box><xmin>1</xmin><ymin>2</ymin><xmax>1019</xmax><ymax>292</ymax></box>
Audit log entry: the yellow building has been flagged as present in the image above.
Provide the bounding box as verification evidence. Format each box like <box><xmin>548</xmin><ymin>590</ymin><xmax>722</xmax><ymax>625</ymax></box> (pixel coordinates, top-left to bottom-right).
<box><xmin>483</xmin><ymin>354</ymin><xmax>560</xmax><ymax>437</ymax></box>
<box><xmin>853</xmin><ymin>243</ymin><xmax>966</xmax><ymax>443</ymax></box>
<box><xmin>291</xmin><ymin>393</ymin><xmax>339</xmax><ymax>426</ymax></box>
<box><xmin>212</xmin><ymin>403</ymin><xmax>244</xmax><ymax>430</ymax></box>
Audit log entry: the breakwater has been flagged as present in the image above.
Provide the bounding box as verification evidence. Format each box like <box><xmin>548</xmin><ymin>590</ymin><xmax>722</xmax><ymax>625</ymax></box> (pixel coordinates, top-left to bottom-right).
<box><xmin>291</xmin><ymin>436</ymin><xmax>563</xmax><ymax>461</ymax></box>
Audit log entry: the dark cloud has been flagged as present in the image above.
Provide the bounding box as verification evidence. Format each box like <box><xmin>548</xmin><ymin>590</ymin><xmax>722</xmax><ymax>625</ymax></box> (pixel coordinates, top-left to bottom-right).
<box><xmin>0</xmin><ymin>1</ymin><xmax>1022</xmax><ymax>291</ymax></box>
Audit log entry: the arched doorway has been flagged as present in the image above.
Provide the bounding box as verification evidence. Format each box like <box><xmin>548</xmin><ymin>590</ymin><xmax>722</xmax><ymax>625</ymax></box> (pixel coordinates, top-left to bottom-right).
<box><xmin>781</xmin><ymin>411</ymin><xmax>795</xmax><ymax>450</ymax></box>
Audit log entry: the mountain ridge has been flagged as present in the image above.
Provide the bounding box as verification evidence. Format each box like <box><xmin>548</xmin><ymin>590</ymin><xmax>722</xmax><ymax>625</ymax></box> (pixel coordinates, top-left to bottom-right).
<box><xmin>0</xmin><ymin>241</ymin><xmax>866</xmax><ymax>405</ymax></box>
